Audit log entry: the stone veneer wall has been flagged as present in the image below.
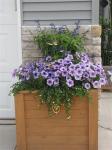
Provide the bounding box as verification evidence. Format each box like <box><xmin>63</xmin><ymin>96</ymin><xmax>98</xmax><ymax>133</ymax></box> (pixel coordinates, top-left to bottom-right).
<box><xmin>21</xmin><ymin>25</ymin><xmax>101</xmax><ymax>64</ymax></box>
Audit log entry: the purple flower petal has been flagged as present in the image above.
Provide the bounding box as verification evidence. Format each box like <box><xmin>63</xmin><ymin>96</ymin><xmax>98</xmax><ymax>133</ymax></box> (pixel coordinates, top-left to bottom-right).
<box><xmin>47</xmin><ymin>78</ymin><xmax>54</xmax><ymax>86</ymax></box>
<box><xmin>66</xmin><ymin>79</ymin><xmax>74</xmax><ymax>87</ymax></box>
<box><xmin>41</xmin><ymin>70</ymin><xmax>48</xmax><ymax>78</ymax></box>
<box><xmin>84</xmin><ymin>83</ymin><xmax>91</xmax><ymax>90</ymax></box>
<box><xmin>93</xmin><ymin>81</ymin><xmax>101</xmax><ymax>88</ymax></box>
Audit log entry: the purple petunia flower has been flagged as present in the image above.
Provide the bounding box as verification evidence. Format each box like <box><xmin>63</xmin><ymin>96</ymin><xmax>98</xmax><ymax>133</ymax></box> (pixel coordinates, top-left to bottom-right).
<box><xmin>75</xmin><ymin>64</ymin><xmax>80</xmax><ymax>69</ymax></box>
<box><xmin>68</xmin><ymin>70</ymin><xmax>74</xmax><ymax>76</ymax></box>
<box><xmin>75</xmin><ymin>68</ymin><xmax>83</xmax><ymax>76</ymax></box>
<box><xmin>41</xmin><ymin>70</ymin><xmax>48</xmax><ymax>78</ymax></box>
<box><xmin>85</xmin><ymin>63</ymin><xmax>91</xmax><ymax>70</ymax></box>
<box><xmin>74</xmin><ymin>74</ymin><xmax>82</xmax><ymax>80</ymax></box>
<box><xmin>58</xmin><ymin>59</ymin><xmax>63</xmax><ymax>64</ymax></box>
<box><xmin>47</xmin><ymin>78</ymin><xmax>54</xmax><ymax>86</ymax></box>
<box><xmin>64</xmin><ymin>59</ymin><xmax>71</xmax><ymax>65</ymax></box>
<box><xmin>80</xmin><ymin>64</ymin><xmax>86</xmax><ymax>71</ymax></box>
<box><xmin>83</xmin><ymin>72</ymin><xmax>89</xmax><ymax>79</ymax></box>
<box><xmin>54</xmin><ymin>78</ymin><xmax>59</xmax><ymax>86</ymax></box>
<box><xmin>66</xmin><ymin>54</ymin><xmax>73</xmax><ymax>60</ymax></box>
<box><xmin>99</xmin><ymin>78</ymin><xmax>107</xmax><ymax>85</ymax></box>
<box><xmin>92</xmin><ymin>81</ymin><xmax>101</xmax><ymax>88</ymax></box>
<box><xmin>89</xmin><ymin>71</ymin><xmax>96</xmax><ymax>78</ymax></box>
<box><xmin>66</xmin><ymin>79</ymin><xmax>74</xmax><ymax>87</ymax></box>
<box><xmin>96</xmin><ymin>68</ymin><xmax>102</xmax><ymax>74</ymax></box>
<box><xmin>33</xmin><ymin>70</ymin><xmax>39</xmax><ymax>79</ymax></box>
<box><xmin>84</xmin><ymin>83</ymin><xmax>91</xmax><ymax>90</ymax></box>
<box><xmin>12</xmin><ymin>52</ymin><xmax>107</xmax><ymax>91</ymax></box>
<box><xmin>54</xmin><ymin>70</ymin><xmax>60</xmax><ymax>77</ymax></box>
<box><xmin>53</xmin><ymin>64</ymin><xmax>60</xmax><ymax>70</ymax></box>
<box><xmin>12</xmin><ymin>69</ymin><xmax>17</xmax><ymax>77</ymax></box>
<box><xmin>69</xmin><ymin>64</ymin><xmax>75</xmax><ymax>70</ymax></box>
<box><xmin>62</xmin><ymin>70</ymin><xmax>68</xmax><ymax>77</ymax></box>
<box><xmin>80</xmin><ymin>53</ymin><xmax>90</xmax><ymax>63</ymax></box>
<box><xmin>48</xmin><ymin>71</ymin><xmax>54</xmax><ymax>78</ymax></box>
<box><xmin>60</xmin><ymin>67</ymin><xmax>67</xmax><ymax>72</ymax></box>
<box><xmin>46</xmin><ymin>56</ymin><xmax>52</xmax><ymax>62</ymax></box>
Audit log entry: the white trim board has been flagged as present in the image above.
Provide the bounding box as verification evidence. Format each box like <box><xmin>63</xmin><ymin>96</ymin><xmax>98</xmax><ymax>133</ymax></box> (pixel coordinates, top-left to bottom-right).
<box><xmin>17</xmin><ymin>0</ymin><xmax>22</xmax><ymax>65</ymax></box>
<box><xmin>0</xmin><ymin>119</ymin><xmax>16</xmax><ymax>125</ymax></box>
<box><xmin>0</xmin><ymin>0</ymin><xmax>22</xmax><ymax>119</ymax></box>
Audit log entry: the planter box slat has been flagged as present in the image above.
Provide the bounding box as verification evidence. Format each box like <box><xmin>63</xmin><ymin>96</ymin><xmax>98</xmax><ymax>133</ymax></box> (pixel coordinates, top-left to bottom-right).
<box><xmin>15</xmin><ymin>94</ymin><xmax>27</xmax><ymax>150</ymax></box>
<box><xmin>27</xmin><ymin>144</ymin><xmax>88</xmax><ymax>150</ymax></box>
<box><xmin>26</xmin><ymin>118</ymin><xmax>88</xmax><ymax>127</ymax></box>
<box><xmin>25</xmin><ymin>109</ymin><xmax>88</xmax><ymax>119</ymax></box>
<box><xmin>24</xmin><ymin>98</ymin><xmax>88</xmax><ymax>110</ymax></box>
<box><xmin>26</xmin><ymin>126</ymin><xmax>88</xmax><ymax>136</ymax></box>
<box><xmin>89</xmin><ymin>90</ymin><xmax>98</xmax><ymax>150</ymax></box>
<box><xmin>15</xmin><ymin>90</ymin><xmax>98</xmax><ymax>150</ymax></box>
<box><xmin>27</xmin><ymin>135</ymin><xmax>88</xmax><ymax>145</ymax></box>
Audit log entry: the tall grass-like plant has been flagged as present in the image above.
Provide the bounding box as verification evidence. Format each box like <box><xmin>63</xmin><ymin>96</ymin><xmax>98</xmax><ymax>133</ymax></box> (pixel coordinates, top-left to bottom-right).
<box><xmin>34</xmin><ymin>23</ymin><xmax>85</xmax><ymax>60</ymax></box>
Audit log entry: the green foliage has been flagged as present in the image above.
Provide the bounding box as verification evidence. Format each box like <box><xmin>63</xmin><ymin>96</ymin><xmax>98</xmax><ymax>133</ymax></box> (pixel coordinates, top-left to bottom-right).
<box><xmin>11</xmin><ymin>79</ymin><xmax>88</xmax><ymax>118</ymax></box>
<box><xmin>100</xmin><ymin>17</ymin><xmax>112</xmax><ymax>65</ymax></box>
<box><xmin>34</xmin><ymin>28</ymin><xmax>84</xmax><ymax>60</ymax></box>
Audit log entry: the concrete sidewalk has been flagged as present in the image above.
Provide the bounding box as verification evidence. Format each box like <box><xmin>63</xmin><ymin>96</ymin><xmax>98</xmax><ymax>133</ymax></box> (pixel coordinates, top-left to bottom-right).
<box><xmin>99</xmin><ymin>92</ymin><xmax>112</xmax><ymax>150</ymax></box>
<box><xmin>0</xmin><ymin>92</ymin><xmax>112</xmax><ymax>150</ymax></box>
<box><xmin>0</xmin><ymin>125</ymin><xmax>16</xmax><ymax>150</ymax></box>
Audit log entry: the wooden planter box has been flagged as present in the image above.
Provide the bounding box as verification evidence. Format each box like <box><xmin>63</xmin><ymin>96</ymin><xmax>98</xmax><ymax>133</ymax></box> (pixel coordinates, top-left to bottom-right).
<box><xmin>15</xmin><ymin>90</ymin><xmax>98</xmax><ymax>150</ymax></box>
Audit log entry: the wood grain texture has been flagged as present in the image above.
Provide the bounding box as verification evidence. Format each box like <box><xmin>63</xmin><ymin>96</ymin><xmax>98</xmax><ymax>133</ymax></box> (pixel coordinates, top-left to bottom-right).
<box><xmin>15</xmin><ymin>90</ymin><xmax>98</xmax><ymax>150</ymax></box>
<box><xmin>15</xmin><ymin>94</ymin><xmax>27</xmax><ymax>150</ymax></box>
<box><xmin>89</xmin><ymin>90</ymin><xmax>98</xmax><ymax>150</ymax></box>
<box><xmin>27</xmin><ymin>144</ymin><xmax>88</xmax><ymax>150</ymax></box>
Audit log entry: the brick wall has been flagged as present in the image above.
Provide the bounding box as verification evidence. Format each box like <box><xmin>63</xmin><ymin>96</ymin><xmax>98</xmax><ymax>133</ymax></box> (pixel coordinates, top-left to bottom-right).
<box><xmin>21</xmin><ymin>25</ymin><xmax>101</xmax><ymax>64</ymax></box>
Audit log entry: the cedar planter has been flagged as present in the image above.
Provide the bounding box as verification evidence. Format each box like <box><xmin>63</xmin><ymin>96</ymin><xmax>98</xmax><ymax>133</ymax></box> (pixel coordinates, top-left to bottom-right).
<box><xmin>15</xmin><ymin>90</ymin><xmax>98</xmax><ymax>150</ymax></box>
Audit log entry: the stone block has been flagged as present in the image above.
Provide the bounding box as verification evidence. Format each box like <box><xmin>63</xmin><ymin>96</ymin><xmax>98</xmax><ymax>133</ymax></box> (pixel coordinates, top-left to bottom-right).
<box><xmin>91</xmin><ymin>25</ymin><xmax>102</xmax><ymax>37</ymax></box>
<box><xmin>22</xmin><ymin>27</ymin><xmax>38</xmax><ymax>35</ymax></box>
<box><xmin>21</xmin><ymin>25</ymin><xmax>101</xmax><ymax>63</ymax></box>
<box><xmin>79</xmin><ymin>25</ymin><xmax>92</xmax><ymax>40</ymax></box>
<box><xmin>22</xmin><ymin>41</ymin><xmax>38</xmax><ymax>50</ymax></box>
<box><xmin>22</xmin><ymin>49</ymin><xmax>42</xmax><ymax>58</ymax></box>
<box><xmin>22</xmin><ymin>34</ymin><xmax>35</xmax><ymax>42</ymax></box>
<box><xmin>92</xmin><ymin>37</ymin><xmax>101</xmax><ymax>45</ymax></box>
<box><xmin>93</xmin><ymin>57</ymin><xmax>102</xmax><ymax>64</ymax></box>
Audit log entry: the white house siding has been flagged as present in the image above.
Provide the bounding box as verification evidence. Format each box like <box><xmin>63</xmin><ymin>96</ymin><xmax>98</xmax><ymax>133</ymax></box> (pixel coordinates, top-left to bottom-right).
<box><xmin>21</xmin><ymin>0</ymin><xmax>99</xmax><ymax>26</ymax></box>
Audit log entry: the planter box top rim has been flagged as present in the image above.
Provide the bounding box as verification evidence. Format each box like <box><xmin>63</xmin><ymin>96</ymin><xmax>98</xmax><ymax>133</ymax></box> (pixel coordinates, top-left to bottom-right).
<box><xmin>16</xmin><ymin>89</ymin><xmax>98</xmax><ymax>94</ymax></box>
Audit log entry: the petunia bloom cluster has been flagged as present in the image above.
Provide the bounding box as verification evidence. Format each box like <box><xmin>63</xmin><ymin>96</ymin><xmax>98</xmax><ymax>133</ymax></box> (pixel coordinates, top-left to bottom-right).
<box><xmin>13</xmin><ymin>53</ymin><xmax>107</xmax><ymax>90</ymax></box>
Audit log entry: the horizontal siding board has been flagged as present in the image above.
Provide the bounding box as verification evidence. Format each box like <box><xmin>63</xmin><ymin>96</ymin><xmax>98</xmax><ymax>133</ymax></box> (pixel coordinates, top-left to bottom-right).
<box><xmin>23</xmin><ymin>2</ymin><xmax>91</xmax><ymax>11</ymax></box>
<box><xmin>24</xmin><ymin>11</ymin><xmax>91</xmax><ymax>20</ymax></box>
<box><xmin>23</xmin><ymin>0</ymin><xmax>91</xmax><ymax>2</ymax></box>
<box><xmin>23</xmin><ymin>20</ymin><xmax>91</xmax><ymax>26</ymax></box>
<box><xmin>22</xmin><ymin>0</ymin><xmax>93</xmax><ymax>25</ymax></box>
